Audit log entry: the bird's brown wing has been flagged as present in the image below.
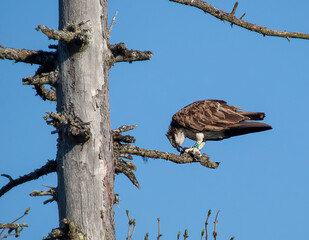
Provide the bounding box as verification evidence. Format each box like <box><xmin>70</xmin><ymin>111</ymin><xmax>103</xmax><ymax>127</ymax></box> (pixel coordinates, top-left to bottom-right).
<box><xmin>172</xmin><ymin>100</ymin><xmax>250</xmax><ymax>132</ymax></box>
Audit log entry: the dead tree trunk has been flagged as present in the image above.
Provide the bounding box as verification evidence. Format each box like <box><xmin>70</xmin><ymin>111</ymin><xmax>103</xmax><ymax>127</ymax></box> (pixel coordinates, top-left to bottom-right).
<box><xmin>56</xmin><ymin>0</ymin><xmax>115</xmax><ymax>239</ymax></box>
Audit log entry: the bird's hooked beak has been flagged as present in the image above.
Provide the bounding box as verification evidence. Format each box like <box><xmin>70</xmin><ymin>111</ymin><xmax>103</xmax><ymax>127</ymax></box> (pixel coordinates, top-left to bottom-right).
<box><xmin>176</xmin><ymin>144</ymin><xmax>182</xmax><ymax>152</ymax></box>
<box><xmin>167</xmin><ymin>133</ymin><xmax>182</xmax><ymax>152</ymax></box>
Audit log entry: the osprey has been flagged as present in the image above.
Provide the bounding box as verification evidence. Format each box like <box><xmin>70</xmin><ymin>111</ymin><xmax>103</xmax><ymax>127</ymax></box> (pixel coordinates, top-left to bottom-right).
<box><xmin>166</xmin><ymin>100</ymin><xmax>272</xmax><ymax>155</ymax></box>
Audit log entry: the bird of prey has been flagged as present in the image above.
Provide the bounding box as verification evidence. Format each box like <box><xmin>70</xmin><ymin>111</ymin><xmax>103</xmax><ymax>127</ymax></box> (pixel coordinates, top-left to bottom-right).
<box><xmin>166</xmin><ymin>100</ymin><xmax>272</xmax><ymax>155</ymax></box>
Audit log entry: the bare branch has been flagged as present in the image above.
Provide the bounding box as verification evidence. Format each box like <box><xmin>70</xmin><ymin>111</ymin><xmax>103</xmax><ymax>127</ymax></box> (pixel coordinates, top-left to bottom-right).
<box><xmin>118</xmin><ymin>144</ymin><xmax>219</xmax><ymax>169</ymax></box>
<box><xmin>205</xmin><ymin>209</ymin><xmax>211</xmax><ymax>240</ymax></box>
<box><xmin>37</xmin><ymin>24</ymin><xmax>91</xmax><ymax>47</ymax></box>
<box><xmin>115</xmin><ymin>158</ymin><xmax>140</xmax><ymax>189</ymax></box>
<box><xmin>170</xmin><ymin>0</ymin><xmax>309</xmax><ymax>40</ymax></box>
<box><xmin>109</xmin><ymin>43</ymin><xmax>153</xmax><ymax>64</ymax></box>
<box><xmin>112</xmin><ymin>125</ymin><xmax>138</xmax><ymax>134</ymax></box>
<box><xmin>183</xmin><ymin>229</ymin><xmax>189</xmax><ymax>240</ymax></box>
<box><xmin>0</xmin><ymin>45</ymin><xmax>56</xmax><ymax>67</ymax></box>
<box><xmin>230</xmin><ymin>2</ymin><xmax>238</xmax><ymax>16</ymax></box>
<box><xmin>33</xmin><ymin>84</ymin><xmax>57</xmax><ymax>101</ymax></box>
<box><xmin>30</xmin><ymin>185</ymin><xmax>57</xmax><ymax>204</ymax></box>
<box><xmin>23</xmin><ymin>69</ymin><xmax>59</xmax><ymax>86</ymax></box>
<box><xmin>108</xmin><ymin>11</ymin><xmax>118</xmax><ymax>41</ymax></box>
<box><xmin>0</xmin><ymin>160</ymin><xmax>57</xmax><ymax>198</ymax></box>
<box><xmin>145</xmin><ymin>232</ymin><xmax>149</xmax><ymax>240</ymax></box>
<box><xmin>157</xmin><ymin>218</ymin><xmax>163</xmax><ymax>240</ymax></box>
<box><xmin>200</xmin><ymin>229</ymin><xmax>204</xmax><ymax>240</ymax></box>
<box><xmin>126</xmin><ymin>210</ymin><xmax>136</xmax><ymax>240</ymax></box>
<box><xmin>213</xmin><ymin>210</ymin><xmax>220</xmax><ymax>240</ymax></box>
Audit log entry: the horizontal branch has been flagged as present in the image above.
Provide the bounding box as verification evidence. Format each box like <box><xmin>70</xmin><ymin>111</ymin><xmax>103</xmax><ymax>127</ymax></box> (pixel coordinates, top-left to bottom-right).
<box><xmin>30</xmin><ymin>185</ymin><xmax>57</xmax><ymax>204</ymax></box>
<box><xmin>109</xmin><ymin>43</ymin><xmax>153</xmax><ymax>63</ymax></box>
<box><xmin>37</xmin><ymin>24</ymin><xmax>90</xmax><ymax>47</ymax></box>
<box><xmin>0</xmin><ymin>160</ymin><xmax>57</xmax><ymax>197</ymax></box>
<box><xmin>23</xmin><ymin>69</ymin><xmax>58</xmax><ymax>86</ymax></box>
<box><xmin>0</xmin><ymin>45</ymin><xmax>56</xmax><ymax>67</ymax></box>
<box><xmin>0</xmin><ymin>223</ymin><xmax>28</xmax><ymax>230</ymax></box>
<box><xmin>118</xmin><ymin>144</ymin><xmax>219</xmax><ymax>169</ymax></box>
<box><xmin>170</xmin><ymin>0</ymin><xmax>309</xmax><ymax>40</ymax></box>
<box><xmin>112</xmin><ymin>125</ymin><xmax>137</xmax><ymax>134</ymax></box>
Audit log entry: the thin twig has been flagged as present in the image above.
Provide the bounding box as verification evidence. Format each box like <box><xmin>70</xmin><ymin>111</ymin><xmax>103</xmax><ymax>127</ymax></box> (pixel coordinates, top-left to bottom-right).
<box><xmin>213</xmin><ymin>210</ymin><xmax>220</xmax><ymax>240</ymax></box>
<box><xmin>0</xmin><ymin>208</ymin><xmax>30</xmax><ymax>239</ymax></box>
<box><xmin>205</xmin><ymin>209</ymin><xmax>211</xmax><ymax>240</ymax></box>
<box><xmin>230</xmin><ymin>2</ymin><xmax>238</xmax><ymax>16</ymax></box>
<box><xmin>108</xmin><ymin>11</ymin><xmax>118</xmax><ymax>40</ymax></box>
<box><xmin>239</xmin><ymin>12</ymin><xmax>246</xmax><ymax>20</ymax></box>
<box><xmin>183</xmin><ymin>229</ymin><xmax>189</xmax><ymax>240</ymax></box>
<box><xmin>129</xmin><ymin>219</ymin><xmax>136</xmax><ymax>240</ymax></box>
<box><xmin>200</xmin><ymin>229</ymin><xmax>205</xmax><ymax>240</ymax></box>
<box><xmin>29</xmin><ymin>185</ymin><xmax>57</xmax><ymax>204</ymax></box>
<box><xmin>126</xmin><ymin>210</ymin><xmax>132</xmax><ymax>240</ymax></box>
<box><xmin>144</xmin><ymin>232</ymin><xmax>149</xmax><ymax>240</ymax></box>
<box><xmin>157</xmin><ymin>218</ymin><xmax>162</xmax><ymax>240</ymax></box>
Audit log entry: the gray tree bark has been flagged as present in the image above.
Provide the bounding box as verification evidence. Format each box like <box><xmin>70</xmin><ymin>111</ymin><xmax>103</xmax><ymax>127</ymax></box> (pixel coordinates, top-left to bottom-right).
<box><xmin>56</xmin><ymin>0</ymin><xmax>115</xmax><ymax>239</ymax></box>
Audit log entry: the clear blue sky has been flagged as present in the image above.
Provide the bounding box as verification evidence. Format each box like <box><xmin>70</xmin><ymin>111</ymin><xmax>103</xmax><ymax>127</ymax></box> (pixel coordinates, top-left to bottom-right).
<box><xmin>1</xmin><ymin>0</ymin><xmax>309</xmax><ymax>239</ymax></box>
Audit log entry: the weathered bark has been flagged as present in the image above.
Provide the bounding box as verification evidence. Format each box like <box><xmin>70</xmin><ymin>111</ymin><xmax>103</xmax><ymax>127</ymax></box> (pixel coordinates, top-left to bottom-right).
<box><xmin>56</xmin><ymin>0</ymin><xmax>115</xmax><ymax>239</ymax></box>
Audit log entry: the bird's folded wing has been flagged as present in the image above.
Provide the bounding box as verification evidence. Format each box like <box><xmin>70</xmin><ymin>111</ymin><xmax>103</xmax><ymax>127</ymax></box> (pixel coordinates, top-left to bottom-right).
<box><xmin>172</xmin><ymin>100</ymin><xmax>249</xmax><ymax>132</ymax></box>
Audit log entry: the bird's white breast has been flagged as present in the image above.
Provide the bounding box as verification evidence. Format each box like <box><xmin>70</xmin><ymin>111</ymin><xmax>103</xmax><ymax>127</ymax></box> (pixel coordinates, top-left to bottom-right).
<box><xmin>183</xmin><ymin>128</ymin><xmax>225</xmax><ymax>141</ymax></box>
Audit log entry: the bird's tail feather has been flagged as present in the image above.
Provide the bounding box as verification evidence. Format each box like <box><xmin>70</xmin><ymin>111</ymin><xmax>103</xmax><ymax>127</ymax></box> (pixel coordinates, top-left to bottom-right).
<box><xmin>225</xmin><ymin>121</ymin><xmax>272</xmax><ymax>137</ymax></box>
<box><xmin>240</xmin><ymin>111</ymin><xmax>265</xmax><ymax>120</ymax></box>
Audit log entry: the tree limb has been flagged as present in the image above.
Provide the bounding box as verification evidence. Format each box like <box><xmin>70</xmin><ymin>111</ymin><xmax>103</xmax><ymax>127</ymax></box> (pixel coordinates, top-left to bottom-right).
<box><xmin>0</xmin><ymin>45</ymin><xmax>56</xmax><ymax>67</ymax></box>
<box><xmin>34</xmin><ymin>84</ymin><xmax>57</xmax><ymax>101</ymax></box>
<box><xmin>37</xmin><ymin>24</ymin><xmax>91</xmax><ymax>48</ymax></box>
<box><xmin>109</xmin><ymin>43</ymin><xmax>153</xmax><ymax>64</ymax></box>
<box><xmin>112</xmin><ymin>125</ymin><xmax>219</xmax><ymax>188</ymax></box>
<box><xmin>115</xmin><ymin>158</ymin><xmax>140</xmax><ymax>189</ymax></box>
<box><xmin>0</xmin><ymin>160</ymin><xmax>57</xmax><ymax>198</ymax></box>
<box><xmin>118</xmin><ymin>143</ymin><xmax>219</xmax><ymax>169</ymax></box>
<box><xmin>30</xmin><ymin>185</ymin><xmax>57</xmax><ymax>204</ymax></box>
<box><xmin>112</xmin><ymin>125</ymin><xmax>137</xmax><ymax>134</ymax></box>
<box><xmin>170</xmin><ymin>0</ymin><xmax>309</xmax><ymax>40</ymax></box>
<box><xmin>23</xmin><ymin>69</ymin><xmax>58</xmax><ymax>86</ymax></box>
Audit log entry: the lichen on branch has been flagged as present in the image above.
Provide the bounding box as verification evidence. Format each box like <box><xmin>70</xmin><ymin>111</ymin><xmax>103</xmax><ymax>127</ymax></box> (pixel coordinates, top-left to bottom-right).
<box><xmin>109</xmin><ymin>43</ymin><xmax>153</xmax><ymax>65</ymax></box>
<box><xmin>37</xmin><ymin>23</ymin><xmax>91</xmax><ymax>49</ymax></box>
<box><xmin>23</xmin><ymin>69</ymin><xmax>58</xmax><ymax>86</ymax></box>
<box><xmin>0</xmin><ymin>45</ymin><xmax>56</xmax><ymax>67</ymax></box>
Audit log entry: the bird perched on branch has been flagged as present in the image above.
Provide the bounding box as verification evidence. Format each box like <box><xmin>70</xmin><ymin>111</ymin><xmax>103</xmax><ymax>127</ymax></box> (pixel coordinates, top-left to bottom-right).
<box><xmin>166</xmin><ymin>100</ymin><xmax>272</xmax><ymax>156</ymax></box>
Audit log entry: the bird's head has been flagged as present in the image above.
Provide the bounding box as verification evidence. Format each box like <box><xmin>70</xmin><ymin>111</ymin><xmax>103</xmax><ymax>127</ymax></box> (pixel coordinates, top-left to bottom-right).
<box><xmin>166</xmin><ymin>124</ymin><xmax>182</xmax><ymax>152</ymax></box>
